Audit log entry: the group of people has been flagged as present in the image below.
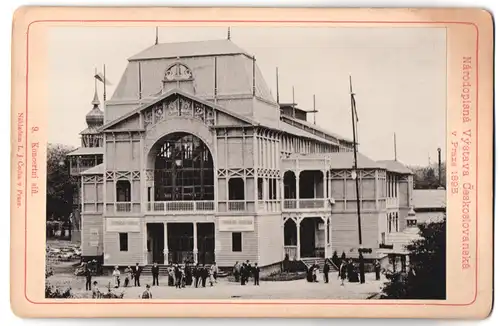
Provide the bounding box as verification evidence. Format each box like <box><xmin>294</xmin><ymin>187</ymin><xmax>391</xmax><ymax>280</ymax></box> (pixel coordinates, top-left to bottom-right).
<box><xmin>306</xmin><ymin>260</ymin><xmax>331</xmax><ymax>283</ymax></box>
<box><xmin>303</xmin><ymin>258</ymin><xmax>383</xmax><ymax>286</ymax></box>
<box><xmin>84</xmin><ymin>262</ymin><xmax>144</xmax><ymax>292</ymax></box>
<box><xmin>164</xmin><ymin>263</ymin><xmax>218</xmax><ymax>288</ymax></box>
<box><xmin>337</xmin><ymin>259</ymin><xmax>382</xmax><ymax>285</ymax></box>
<box><xmin>111</xmin><ymin>263</ymin><xmax>144</xmax><ymax>288</ymax></box>
<box><xmin>232</xmin><ymin>260</ymin><xmax>260</xmax><ymax>285</ymax></box>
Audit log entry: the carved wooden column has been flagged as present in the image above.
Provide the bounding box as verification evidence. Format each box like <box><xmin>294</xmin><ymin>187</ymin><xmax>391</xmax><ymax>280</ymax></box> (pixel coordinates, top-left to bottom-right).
<box><xmin>322</xmin><ymin>170</ymin><xmax>327</xmax><ymax>207</ymax></box>
<box><xmin>323</xmin><ymin>216</ymin><xmax>328</xmax><ymax>259</ymax></box>
<box><xmin>143</xmin><ymin>221</ymin><xmax>148</xmax><ymax>265</ymax></box>
<box><xmin>193</xmin><ymin>222</ymin><xmax>198</xmax><ymax>264</ymax></box>
<box><xmin>163</xmin><ymin>223</ymin><xmax>169</xmax><ymax>265</ymax></box>
<box><xmin>295</xmin><ymin>170</ymin><xmax>300</xmax><ymax>201</ymax></box>
<box><xmin>296</xmin><ymin>218</ymin><xmax>301</xmax><ymax>260</ymax></box>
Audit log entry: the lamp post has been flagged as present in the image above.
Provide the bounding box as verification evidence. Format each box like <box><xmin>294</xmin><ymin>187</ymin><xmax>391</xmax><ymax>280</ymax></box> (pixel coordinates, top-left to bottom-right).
<box><xmin>349</xmin><ymin>76</ymin><xmax>365</xmax><ymax>284</ymax></box>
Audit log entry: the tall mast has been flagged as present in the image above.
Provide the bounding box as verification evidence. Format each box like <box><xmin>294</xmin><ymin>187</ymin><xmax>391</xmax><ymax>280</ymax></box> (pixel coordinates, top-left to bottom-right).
<box><xmin>275</xmin><ymin>67</ymin><xmax>280</xmax><ymax>104</ymax></box>
<box><xmin>349</xmin><ymin>74</ymin><xmax>365</xmax><ymax>284</ymax></box>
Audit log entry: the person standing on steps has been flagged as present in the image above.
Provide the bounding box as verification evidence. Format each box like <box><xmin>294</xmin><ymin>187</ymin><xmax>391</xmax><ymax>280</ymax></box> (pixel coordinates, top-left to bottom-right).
<box><xmin>152</xmin><ymin>262</ymin><xmax>159</xmax><ymax>286</ymax></box>
<box><xmin>323</xmin><ymin>259</ymin><xmax>330</xmax><ymax>283</ymax></box>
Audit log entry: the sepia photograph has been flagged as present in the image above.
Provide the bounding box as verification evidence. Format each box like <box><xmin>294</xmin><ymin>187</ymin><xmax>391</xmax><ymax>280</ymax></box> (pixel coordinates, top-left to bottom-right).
<box><xmin>43</xmin><ymin>25</ymin><xmax>448</xmax><ymax>301</ymax></box>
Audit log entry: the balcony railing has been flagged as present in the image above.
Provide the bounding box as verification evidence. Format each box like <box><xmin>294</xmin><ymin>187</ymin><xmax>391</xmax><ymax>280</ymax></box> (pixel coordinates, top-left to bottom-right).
<box><xmin>146</xmin><ymin>201</ymin><xmax>215</xmax><ymax>213</ymax></box>
<box><xmin>228</xmin><ymin>200</ymin><xmax>246</xmax><ymax>211</ymax></box>
<box><xmin>115</xmin><ymin>202</ymin><xmax>132</xmax><ymax>212</ymax></box>
<box><xmin>100</xmin><ymin>199</ymin><xmax>332</xmax><ymax>214</ymax></box>
<box><xmin>283</xmin><ymin>199</ymin><xmax>329</xmax><ymax>211</ymax></box>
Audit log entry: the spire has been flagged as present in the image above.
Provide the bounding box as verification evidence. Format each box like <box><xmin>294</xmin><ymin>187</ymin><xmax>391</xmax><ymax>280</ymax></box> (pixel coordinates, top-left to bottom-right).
<box><xmin>227</xmin><ymin>27</ymin><xmax>231</xmax><ymax>40</ymax></box>
<box><xmin>252</xmin><ymin>56</ymin><xmax>256</xmax><ymax>96</ymax></box>
<box><xmin>91</xmin><ymin>68</ymin><xmax>100</xmax><ymax>107</ymax></box>
<box><xmin>393</xmin><ymin>132</ymin><xmax>397</xmax><ymax>161</ymax></box>
<box><xmin>91</xmin><ymin>87</ymin><xmax>100</xmax><ymax>107</ymax></box>
<box><xmin>276</xmin><ymin>67</ymin><xmax>280</xmax><ymax>104</ymax></box>
<box><xmin>155</xmin><ymin>26</ymin><xmax>159</xmax><ymax>45</ymax></box>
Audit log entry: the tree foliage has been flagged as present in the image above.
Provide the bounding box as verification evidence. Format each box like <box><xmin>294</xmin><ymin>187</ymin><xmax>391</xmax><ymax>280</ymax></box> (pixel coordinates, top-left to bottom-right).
<box><xmin>381</xmin><ymin>218</ymin><xmax>446</xmax><ymax>299</ymax></box>
<box><xmin>409</xmin><ymin>163</ymin><xmax>446</xmax><ymax>189</ymax></box>
<box><xmin>47</xmin><ymin>143</ymin><xmax>77</xmax><ymax>220</ymax></box>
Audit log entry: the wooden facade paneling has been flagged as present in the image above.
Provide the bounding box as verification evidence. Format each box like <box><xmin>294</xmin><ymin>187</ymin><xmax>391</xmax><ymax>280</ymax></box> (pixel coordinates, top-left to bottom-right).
<box><xmin>330</xmin><ymin>212</ymin><xmax>381</xmax><ymax>254</ymax></box>
<box><xmin>257</xmin><ymin>214</ymin><xmax>283</xmax><ymax>266</ymax></box>
<box><xmin>103</xmin><ymin>228</ymin><xmax>144</xmax><ymax>266</ymax></box>
<box><xmin>215</xmin><ymin>216</ymin><xmax>258</xmax><ymax>267</ymax></box>
<box><xmin>81</xmin><ymin>214</ymin><xmax>103</xmax><ymax>256</ymax></box>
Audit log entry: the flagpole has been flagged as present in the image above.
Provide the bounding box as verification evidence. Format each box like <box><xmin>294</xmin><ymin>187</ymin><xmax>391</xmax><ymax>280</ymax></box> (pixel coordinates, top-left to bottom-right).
<box><xmin>393</xmin><ymin>132</ymin><xmax>397</xmax><ymax>161</ymax></box>
<box><xmin>349</xmin><ymin>75</ymin><xmax>365</xmax><ymax>284</ymax></box>
<box><xmin>103</xmin><ymin>64</ymin><xmax>107</xmax><ymax>102</ymax></box>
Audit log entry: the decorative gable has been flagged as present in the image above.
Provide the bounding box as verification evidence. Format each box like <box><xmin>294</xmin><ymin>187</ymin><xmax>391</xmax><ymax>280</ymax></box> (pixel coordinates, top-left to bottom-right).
<box><xmin>144</xmin><ymin>94</ymin><xmax>215</xmax><ymax>128</ymax></box>
<box><xmin>101</xmin><ymin>89</ymin><xmax>256</xmax><ymax>132</ymax></box>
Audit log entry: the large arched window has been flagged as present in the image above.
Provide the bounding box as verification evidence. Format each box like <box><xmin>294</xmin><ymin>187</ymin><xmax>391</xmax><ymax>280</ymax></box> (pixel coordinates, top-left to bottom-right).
<box><xmin>154</xmin><ymin>132</ymin><xmax>214</xmax><ymax>201</ymax></box>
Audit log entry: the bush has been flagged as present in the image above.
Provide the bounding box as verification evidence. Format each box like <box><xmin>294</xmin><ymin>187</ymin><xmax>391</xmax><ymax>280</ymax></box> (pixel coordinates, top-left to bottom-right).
<box><xmin>261</xmin><ymin>271</ymin><xmax>306</xmax><ymax>282</ymax></box>
<box><xmin>381</xmin><ymin>218</ymin><xmax>446</xmax><ymax>299</ymax></box>
<box><xmin>45</xmin><ymin>282</ymin><xmax>72</xmax><ymax>298</ymax></box>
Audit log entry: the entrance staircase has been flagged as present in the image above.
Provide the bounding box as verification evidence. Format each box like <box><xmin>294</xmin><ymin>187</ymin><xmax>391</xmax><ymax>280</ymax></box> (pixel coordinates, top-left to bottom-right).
<box><xmin>142</xmin><ymin>265</ymin><xmax>171</xmax><ymax>275</ymax></box>
<box><xmin>142</xmin><ymin>264</ymin><xmax>213</xmax><ymax>275</ymax></box>
<box><xmin>301</xmin><ymin>257</ymin><xmax>338</xmax><ymax>272</ymax></box>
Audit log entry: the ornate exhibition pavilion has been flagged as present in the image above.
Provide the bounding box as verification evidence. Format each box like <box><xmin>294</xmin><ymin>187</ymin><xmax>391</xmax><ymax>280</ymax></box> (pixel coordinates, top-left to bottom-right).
<box><xmin>67</xmin><ymin>35</ymin><xmax>414</xmax><ymax>270</ymax></box>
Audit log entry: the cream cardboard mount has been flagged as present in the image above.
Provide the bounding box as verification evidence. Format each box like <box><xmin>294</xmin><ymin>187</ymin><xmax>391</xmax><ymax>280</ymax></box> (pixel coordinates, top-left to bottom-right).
<box><xmin>10</xmin><ymin>7</ymin><xmax>493</xmax><ymax>318</ymax></box>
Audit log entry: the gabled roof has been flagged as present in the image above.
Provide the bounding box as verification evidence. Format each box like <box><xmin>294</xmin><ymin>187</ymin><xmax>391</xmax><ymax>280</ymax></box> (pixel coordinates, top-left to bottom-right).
<box><xmin>80</xmin><ymin>163</ymin><xmax>104</xmax><ymax>175</ymax></box>
<box><xmin>128</xmin><ymin>39</ymin><xmax>251</xmax><ymax>61</ymax></box>
<box><xmin>413</xmin><ymin>189</ymin><xmax>446</xmax><ymax>209</ymax></box>
<box><xmin>101</xmin><ymin>88</ymin><xmax>258</xmax><ymax>131</ymax></box>
<box><xmin>281</xmin><ymin>115</ymin><xmax>353</xmax><ymax>144</ymax></box>
<box><xmin>287</xmin><ymin>152</ymin><xmax>384</xmax><ymax>170</ymax></box>
<box><xmin>66</xmin><ymin>147</ymin><xmax>103</xmax><ymax>156</ymax></box>
<box><xmin>377</xmin><ymin>160</ymin><xmax>413</xmax><ymax>174</ymax></box>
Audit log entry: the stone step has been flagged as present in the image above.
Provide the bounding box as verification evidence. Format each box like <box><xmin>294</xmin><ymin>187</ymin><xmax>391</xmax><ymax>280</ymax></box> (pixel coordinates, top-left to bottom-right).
<box><xmin>301</xmin><ymin>258</ymin><xmax>338</xmax><ymax>272</ymax></box>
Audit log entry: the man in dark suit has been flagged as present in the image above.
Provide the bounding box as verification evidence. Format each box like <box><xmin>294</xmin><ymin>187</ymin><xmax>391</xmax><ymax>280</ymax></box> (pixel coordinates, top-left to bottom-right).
<box><xmin>201</xmin><ymin>266</ymin><xmax>208</xmax><ymax>287</ymax></box>
<box><xmin>253</xmin><ymin>263</ymin><xmax>260</xmax><ymax>286</ymax></box>
<box><xmin>323</xmin><ymin>259</ymin><xmax>330</xmax><ymax>283</ymax></box>
<box><xmin>84</xmin><ymin>263</ymin><xmax>92</xmax><ymax>291</ymax></box>
<box><xmin>193</xmin><ymin>263</ymin><xmax>201</xmax><ymax>288</ymax></box>
<box><xmin>151</xmin><ymin>262</ymin><xmax>159</xmax><ymax>286</ymax></box>
<box><xmin>134</xmin><ymin>263</ymin><xmax>142</xmax><ymax>287</ymax></box>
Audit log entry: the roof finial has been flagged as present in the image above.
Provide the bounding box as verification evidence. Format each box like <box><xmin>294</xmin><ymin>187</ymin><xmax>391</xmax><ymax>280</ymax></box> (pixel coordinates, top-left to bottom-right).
<box><xmin>227</xmin><ymin>27</ymin><xmax>231</xmax><ymax>40</ymax></box>
<box><xmin>276</xmin><ymin>67</ymin><xmax>280</xmax><ymax>104</ymax></box>
<box><xmin>155</xmin><ymin>27</ymin><xmax>159</xmax><ymax>45</ymax></box>
<box><xmin>92</xmin><ymin>67</ymin><xmax>100</xmax><ymax>107</ymax></box>
<box><xmin>393</xmin><ymin>132</ymin><xmax>397</xmax><ymax>161</ymax></box>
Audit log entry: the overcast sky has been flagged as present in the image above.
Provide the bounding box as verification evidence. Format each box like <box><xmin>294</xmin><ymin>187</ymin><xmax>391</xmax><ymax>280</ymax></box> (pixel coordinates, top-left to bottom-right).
<box><xmin>48</xmin><ymin>26</ymin><xmax>446</xmax><ymax>167</ymax></box>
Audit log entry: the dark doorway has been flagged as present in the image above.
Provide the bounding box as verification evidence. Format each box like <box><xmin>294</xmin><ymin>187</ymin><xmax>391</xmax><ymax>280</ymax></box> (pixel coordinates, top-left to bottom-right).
<box><xmin>154</xmin><ymin>132</ymin><xmax>214</xmax><ymax>201</ymax></box>
<box><xmin>167</xmin><ymin>223</ymin><xmax>193</xmax><ymax>264</ymax></box>
<box><xmin>147</xmin><ymin>223</ymin><xmax>164</xmax><ymax>264</ymax></box>
<box><xmin>197</xmin><ymin>223</ymin><xmax>215</xmax><ymax>265</ymax></box>
<box><xmin>300</xmin><ymin>218</ymin><xmax>316</xmax><ymax>258</ymax></box>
